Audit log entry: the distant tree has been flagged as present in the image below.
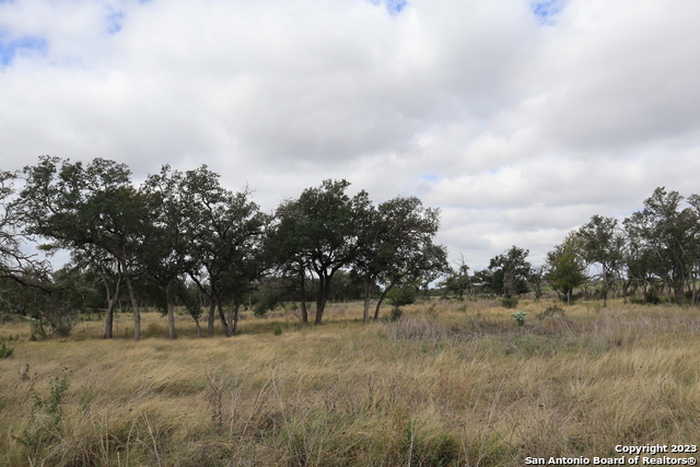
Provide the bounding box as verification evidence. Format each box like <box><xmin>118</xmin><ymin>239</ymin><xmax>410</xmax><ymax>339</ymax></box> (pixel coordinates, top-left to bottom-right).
<box><xmin>442</xmin><ymin>256</ymin><xmax>471</xmax><ymax>300</ymax></box>
<box><xmin>623</xmin><ymin>187</ymin><xmax>698</xmax><ymax>304</ymax></box>
<box><xmin>488</xmin><ymin>246</ymin><xmax>531</xmax><ymax>297</ymax></box>
<box><xmin>529</xmin><ymin>265</ymin><xmax>545</xmax><ymax>301</ymax></box>
<box><xmin>546</xmin><ymin>233</ymin><xmax>587</xmax><ymax>304</ymax></box>
<box><xmin>353</xmin><ymin>196</ymin><xmax>446</xmax><ymax>321</ymax></box>
<box><xmin>578</xmin><ymin>215</ymin><xmax>625</xmax><ymax>306</ymax></box>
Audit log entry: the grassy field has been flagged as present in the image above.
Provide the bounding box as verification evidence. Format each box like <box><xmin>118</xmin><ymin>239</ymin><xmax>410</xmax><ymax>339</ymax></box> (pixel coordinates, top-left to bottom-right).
<box><xmin>0</xmin><ymin>299</ymin><xmax>699</xmax><ymax>466</ymax></box>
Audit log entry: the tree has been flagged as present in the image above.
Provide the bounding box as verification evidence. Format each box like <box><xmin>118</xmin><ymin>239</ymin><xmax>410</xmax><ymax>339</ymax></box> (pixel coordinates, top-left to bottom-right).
<box><xmin>0</xmin><ymin>171</ymin><xmax>38</xmax><ymax>284</ymax></box>
<box><xmin>136</xmin><ymin>166</ymin><xmax>194</xmax><ymax>339</ymax></box>
<box><xmin>546</xmin><ymin>233</ymin><xmax>587</xmax><ymax>304</ymax></box>
<box><xmin>178</xmin><ymin>166</ymin><xmax>269</xmax><ymax>336</ymax></box>
<box><xmin>488</xmin><ymin>246</ymin><xmax>531</xmax><ymax>297</ymax></box>
<box><xmin>368</xmin><ymin>198</ymin><xmax>448</xmax><ymax>320</ymax></box>
<box><xmin>578</xmin><ymin>215</ymin><xmax>625</xmax><ymax>306</ymax></box>
<box><xmin>623</xmin><ymin>187</ymin><xmax>698</xmax><ymax>304</ymax></box>
<box><xmin>273</xmin><ymin>180</ymin><xmax>368</xmax><ymax>324</ymax></box>
<box><xmin>442</xmin><ymin>256</ymin><xmax>471</xmax><ymax>300</ymax></box>
<box><xmin>20</xmin><ymin>157</ymin><xmax>146</xmax><ymax>339</ymax></box>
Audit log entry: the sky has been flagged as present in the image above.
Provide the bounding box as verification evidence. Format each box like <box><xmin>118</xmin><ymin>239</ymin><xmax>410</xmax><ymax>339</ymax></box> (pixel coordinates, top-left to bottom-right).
<box><xmin>1</xmin><ymin>0</ymin><xmax>699</xmax><ymax>269</ymax></box>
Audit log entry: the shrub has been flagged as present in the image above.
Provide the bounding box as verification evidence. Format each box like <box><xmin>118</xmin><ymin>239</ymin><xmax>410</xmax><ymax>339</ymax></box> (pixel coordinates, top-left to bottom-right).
<box><xmin>273</xmin><ymin>324</ymin><xmax>283</xmax><ymax>336</ymax></box>
<box><xmin>0</xmin><ymin>340</ymin><xmax>14</xmax><ymax>359</ymax></box>
<box><xmin>17</xmin><ymin>373</ymin><xmax>70</xmax><ymax>461</ymax></box>
<box><xmin>390</xmin><ymin>307</ymin><xmax>403</xmax><ymax>322</ymax></box>
<box><xmin>387</xmin><ymin>285</ymin><xmax>417</xmax><ymax>309</ymax></box>
<box><xmin>501</xmin><ymin>296</ymin><xmax>519</xmax><ymax>309</ymax></box>
<box><xmin>537</xmin><ymin>305</ymin><xmax>565</xmax><ymax>320</ymax></box>
<box><xmin>512</xmin><ymin>311</ymin><xmax>527</xmax><ymax>326</ymax></box>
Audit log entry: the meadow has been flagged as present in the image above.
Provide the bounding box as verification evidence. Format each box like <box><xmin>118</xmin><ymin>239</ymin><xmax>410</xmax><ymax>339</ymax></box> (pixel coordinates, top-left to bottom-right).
<box><xmin>1</xmin><ymin>299</ymin><xmax>699</xmax><ymax>466</ymax></box>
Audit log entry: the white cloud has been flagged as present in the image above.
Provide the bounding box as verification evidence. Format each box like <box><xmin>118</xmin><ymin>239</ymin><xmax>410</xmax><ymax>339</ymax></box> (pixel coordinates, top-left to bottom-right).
<box><xmin>2</xmin><ymin>0</ymin><xmax>699</xmax><ymax>269</ymax></box>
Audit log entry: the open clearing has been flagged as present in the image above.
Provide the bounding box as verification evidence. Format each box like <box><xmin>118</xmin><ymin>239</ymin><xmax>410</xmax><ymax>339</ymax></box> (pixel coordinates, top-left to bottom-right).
<box><xmin>1</xmin><ymin>299</ymin><xmax>699</xmax><ymax>466</ymax></box>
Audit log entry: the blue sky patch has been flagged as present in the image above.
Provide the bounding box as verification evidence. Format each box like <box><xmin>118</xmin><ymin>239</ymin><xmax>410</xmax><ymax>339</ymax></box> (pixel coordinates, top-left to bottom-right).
<box><xmin>368</xmin><ymin>0</ymin><xmax>408</xmax><ymax>15</ymax></box>
<box><xmin>106</xmin><ymin>8</ymin><xmax>125</xmax><ymax>34</ymax></box>
<box><xmin>531</xmin><ymin>0</ymin><xmax>565</xmax><ymax>24</ymax></box>
<box><xmin>0</xmin><ymin>34</ymin><xmax>47</xmax><ymax>66</ymax></box>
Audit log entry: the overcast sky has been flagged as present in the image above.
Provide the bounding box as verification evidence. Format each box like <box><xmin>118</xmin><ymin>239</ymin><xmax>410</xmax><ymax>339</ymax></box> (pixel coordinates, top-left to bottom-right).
<box><xmin>2</xmin><ymin>0</ymin><xmax>699</xmax><ymax>269</ymax></box>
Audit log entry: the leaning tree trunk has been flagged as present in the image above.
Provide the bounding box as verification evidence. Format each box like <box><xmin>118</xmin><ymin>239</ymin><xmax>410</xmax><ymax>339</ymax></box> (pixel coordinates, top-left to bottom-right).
<box><xmin>127</xmin><ymin>277</ymin><xmax>140</xmax><ymax>341</ymax></box>
<box><xmin>373</xmin><ymin>283</ymin><xmax>395</xmax><ymax>320</ymax></box>
<box><xmin>217</xmin><ymin>302</ymin><xmax>231</xmax><ymax>337</ymax></box>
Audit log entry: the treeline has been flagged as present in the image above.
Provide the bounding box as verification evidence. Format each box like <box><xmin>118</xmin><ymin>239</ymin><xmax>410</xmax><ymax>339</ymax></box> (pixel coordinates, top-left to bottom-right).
<box><xmin>2</xmin><ymin>157</ymin><xmax>699</xmax><ymax>341</ymax></box>
<box><xmin>0</xmin><ymin>157</ymin><xmax>447</xmax><ymax>339</ymax></box>
<box><xmin>441</xmin><ymin>187</ymin><xmax>700</xmax><ymax>306</ymax></box>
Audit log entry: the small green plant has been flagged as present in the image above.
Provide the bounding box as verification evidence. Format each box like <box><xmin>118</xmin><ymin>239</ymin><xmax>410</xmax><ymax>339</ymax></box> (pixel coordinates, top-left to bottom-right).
<box><xmin>17</xmin><ymin>373</ymin><xmax>70</xmax><ymax>460</ymax></box>
<box><xmin>0</xmin><ymin>340</ymin><xmax>14</xmax><ymax>359</ymax></box>
<box><xmin>501</xmin><ymin>296</ymin><xmax>519</xmax><ymax>309</ymax></box>
<box><xmin>390</xmin><ymin>307</ymin><xmax>403</xmax><ymax>321</ymax></box>
<box><xmin>512</xmin><ymin>311</ymin><xmax>527</xmax><ymax>327</ymax></box>
<box><xmin>273</xmin><ymin>324</ymin><xmax>283</xmax><ymax>336</ymax></box>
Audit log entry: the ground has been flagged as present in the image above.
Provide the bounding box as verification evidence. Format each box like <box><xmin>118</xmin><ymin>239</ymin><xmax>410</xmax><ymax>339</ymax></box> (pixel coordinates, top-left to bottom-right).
<box><xmin>0</xmin><ymin>299</ymin><xmax>699</xmax><ymax>466</ymax></box>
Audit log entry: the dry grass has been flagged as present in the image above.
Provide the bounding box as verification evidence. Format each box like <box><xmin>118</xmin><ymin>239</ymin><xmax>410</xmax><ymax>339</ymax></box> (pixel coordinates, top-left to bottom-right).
<box><xmin>0</xmin><ymin>299</ymin><xmax>699</xmax><ymax>466</ymax></box>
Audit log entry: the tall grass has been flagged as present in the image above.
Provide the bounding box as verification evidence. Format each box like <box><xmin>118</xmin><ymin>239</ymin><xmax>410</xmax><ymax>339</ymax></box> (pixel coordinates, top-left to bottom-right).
<box><xmin>0</xmin><ymin>299</ymin><xmax>698</xmax><ymax>466</ymax></box>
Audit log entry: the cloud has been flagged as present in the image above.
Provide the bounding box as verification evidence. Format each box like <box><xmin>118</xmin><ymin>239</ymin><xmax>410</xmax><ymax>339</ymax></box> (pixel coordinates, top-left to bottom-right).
<box><xmin>1</xmin><ymin>0</ymin><xmax>699</xmax><ymax>269</ymax></box>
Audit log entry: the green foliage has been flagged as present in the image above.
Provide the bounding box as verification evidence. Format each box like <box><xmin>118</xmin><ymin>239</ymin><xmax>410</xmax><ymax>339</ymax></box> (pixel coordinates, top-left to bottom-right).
<box><xmin>387</xmin><ymin>285</ymin><xmax>417</xmax><ymax>309</ymax></box>
<box><xmin>273</xmin><ymin>324</ymin><xmax>283</xmax><ymax>336</ymax></box>
<box><xmin>547</xmin><ymin>233</ymin><xmax>587</xmax><ymax>303</ymax></box>
<box><xmin>17</xmin><ymin>373</ymin><xmax>70</xmax><ymax>460</ymax></box>
<box><xmin>0</xmin><ymin>340</ymin><xmax>14</xmax><ymax>358</ymax></box>
<box><xmin>489</xmin><ymin>246</ymin><xmax>531</xmax><ymax>296</ymax></box>
<box><xmin>501</xmin><ymin>296</ymin><xmax>519</xmax><ymax>309</ymax></box>
<box><xmin>390</xmin><ymin>307</ymin><xmax>403</xmax><ymax>321</ymax></box>
<box><xmin>512</xmin><ymin>311</ymin><xmax>527</xmax><ymax>326</ymax></box>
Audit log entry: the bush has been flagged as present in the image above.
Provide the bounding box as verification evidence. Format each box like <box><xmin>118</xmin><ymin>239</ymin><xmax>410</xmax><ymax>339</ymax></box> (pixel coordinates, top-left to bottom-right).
<box><xmin>0</xmin><ymin>340</ymin><xmax>14</xmax><ymax>359</ymax></box>
<box><xmin>273</xmin><ymin>324</ymin><xmax>283</xmax><ymax>336</ymax></box>
<box><xmin>512</xmin><ymin>311</ymin><xmax>527</xmax><ymax>326</ymax></box>
<box><xmin>537</xmin><ymin>305</ymin><xmax>565</xmax><ymax>320</ymax></box>
<box><xmin>390</xmin><ymin>307</ymin><xmax>403</xmax><ymax>322</ymax></box>
<box><xmin>501</xmin><ymin>296</ymin><xmax>519</xmax><ymax>309</ymax></box>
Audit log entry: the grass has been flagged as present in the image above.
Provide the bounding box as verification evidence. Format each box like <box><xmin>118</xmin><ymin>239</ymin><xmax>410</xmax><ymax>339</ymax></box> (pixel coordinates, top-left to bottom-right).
<box><xmin>0</xmin><ymin>299</ymin><xmax>698</xmax><ymax>466</ymax></box>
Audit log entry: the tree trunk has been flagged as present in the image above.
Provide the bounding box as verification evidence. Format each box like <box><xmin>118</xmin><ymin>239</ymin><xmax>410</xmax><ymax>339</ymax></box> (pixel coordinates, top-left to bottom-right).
<box><xmin>165</xmin><ymin>285</ymin><xmax>177</xmax><ymax>339</ymax></box>
<box><xmin>104</xmin><ymin>300</ymin><xmax>114</xmax><ymax>339</ymax></box>
<box><xmin>103</xmin><ymin>275</ymin><xmax>121</xmax><ymax>339</ymax></box>
<box><xmin>299</xmin><ymin>272</ymin><xmax>308</xmax><ymax>323</ymax></box>
<box><xmin>315</xmin><ymin>274</ymin><xmax>328</xmax><ymax>325</ymax></box>
<box><xmin>362</xmin><ymin>278</ymin><xmax>371</xmax><ymax>323</ymax></box>
<box><xmin>127</xmin><ymin>277</ymin><xmax>140</xmax><ymax>341</ymax></box>
<box><xmin>217</xmin><ymin>302</ymin><xmax>231</xmax><ymax>337</ymax></box>
<box><xmin>232</xmin><ymin>303</ymin><xmax>241</xmax><ymax>335</ymax></box>
<box><xmin>374</xmin><ymin>283</ymin><xmax>395</xmax><ymax>320</ymax></box>
<box><xmin>194</xmin><ymin>318</ymin><xmax>201</xmax><ymax>337</ymax></box>
<box><xmin>315</xmin><ymin>297</ymin><xmax>326</xmax><ymax>325</ymax></box>
<box><xmin>208</xmin><ymin>301</ymin><xmax>216</xmax><ymax>336</ymax></box>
